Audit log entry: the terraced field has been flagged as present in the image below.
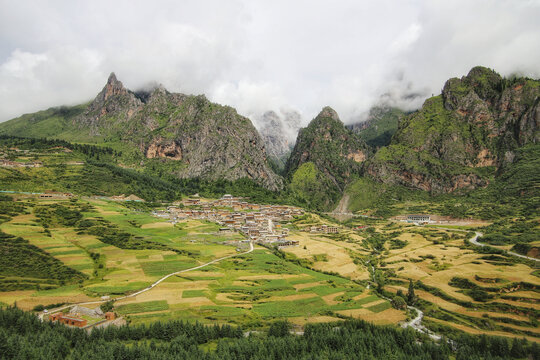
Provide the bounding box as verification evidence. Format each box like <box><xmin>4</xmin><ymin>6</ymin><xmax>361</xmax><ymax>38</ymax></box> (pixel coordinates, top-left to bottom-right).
<box><xmin>113</xmin><ymin>249</ymin><xmax>396</xmax><ymax>326</ymax></box>
<box><xmin>1</xmin><ymin>194</ymin><xmax>536</xmax><ymax>337</ymax></box>
<box><xmin>0</xmin><ymin>198</ymin><xmax>240</xmax><ymax>308</ymax></box>
<box><xmin>0</xmin><ymin>196</ymin><xmax>397</xmax><ymax>327</ymax></box>
<box><xmin>281</xmin><ymin>218</ymin><xmax>539</xmax><ymax>341</ymax></box>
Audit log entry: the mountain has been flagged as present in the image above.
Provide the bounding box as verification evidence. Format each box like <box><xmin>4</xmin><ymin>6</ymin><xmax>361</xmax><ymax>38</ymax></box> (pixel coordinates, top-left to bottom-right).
<box><xmin>348</xmin><ymin>105</ymin><xmax>405</xmax><ymax>148</ymax></box>
<box><xmin>259</xmin><ymin>109</ymin><xmax>301</xmax><ymax>163</ymax></box>
<box><xmin>285</xmin><ymin>107</ymin><xmax>368</xmax><ymax>210</ymax></box>
<box><xmin>0</xmin><ymin>73</ymin><xmax>282</xmax><ymax>190</ymax></box>
<box><xmin>367</xmin><ymin>66</ymin><xmax>539</xmax><ymax>193</ymax></box>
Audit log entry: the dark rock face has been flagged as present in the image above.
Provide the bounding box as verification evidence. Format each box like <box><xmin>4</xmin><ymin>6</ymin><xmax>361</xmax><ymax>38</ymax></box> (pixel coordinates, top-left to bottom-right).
<box><xmin>368</xmin><ymin>66</ymin><xmax>539</xmax><ymax>193</ymax></box>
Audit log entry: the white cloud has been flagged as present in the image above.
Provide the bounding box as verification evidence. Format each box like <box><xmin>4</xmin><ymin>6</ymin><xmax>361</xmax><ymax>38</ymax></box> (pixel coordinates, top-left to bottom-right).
<box><xmin>0</xmin><ymin>0</ymin><xmax>538</xmax><ymax>127</ymax></box>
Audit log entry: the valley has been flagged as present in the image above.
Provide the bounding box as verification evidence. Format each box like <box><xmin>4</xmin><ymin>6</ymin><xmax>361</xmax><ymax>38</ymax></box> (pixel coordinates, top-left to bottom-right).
<box><xmin>0</xmin><ymin>191</ymin><xmax>537</xmax><ymax>342</ymax></box>
<box><xmin>0</xmin><ymin>65</ymin><xmax>538</xmax><ymax>359</ymax></box>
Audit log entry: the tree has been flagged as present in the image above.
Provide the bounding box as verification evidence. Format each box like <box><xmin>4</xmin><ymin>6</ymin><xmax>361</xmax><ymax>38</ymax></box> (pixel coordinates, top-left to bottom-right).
<box><xmin>407</xmin><ymin>279</ymin><xmax>415</xmax><ymax>305</ymax></box>
<box><xmin>374</xmin><ymin>270</ymin><xmax>386</xmax><ymax>291</ymax></box>
<box><xmin>100</xmin><ymin>300</ymin><xmax>114</xmax><ymax>313</ymax></box>
<box><xmin>268</xmin><ymin>320</ymin><xmax>291</xmax><ymax>337</ymax></box>
<box><xmin>392</xmin><ymin>296</ymin><xmax>406</xmax><ymax>310</ymax></box>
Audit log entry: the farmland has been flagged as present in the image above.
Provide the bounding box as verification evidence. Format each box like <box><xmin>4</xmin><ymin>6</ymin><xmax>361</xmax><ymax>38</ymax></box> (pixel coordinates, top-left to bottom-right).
<box><xmin>0</xmin><ymin>195</ymin><xmax>397</xmax><ymax>328</ymax></box>
<box><xmin>281</xmin><ymin>214</ymin><xmax>540</xmax><ymax>341</ymax></box>
<box><xmin>0</xmin><ymin>192</ymin><xmax>538</xmax><ymax>340</ymax></box>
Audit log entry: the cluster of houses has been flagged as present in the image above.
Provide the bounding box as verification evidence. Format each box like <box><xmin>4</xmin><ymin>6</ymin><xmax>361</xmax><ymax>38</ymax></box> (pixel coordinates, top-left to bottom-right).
<box><xmin>109</xmin><ymin>194</ymin><xmax>145</xmax><ymax>202</ymax></box>
<box><xmin>393</xmin><ymin>214</ymin><xmax>455</xmax><ymax>224</ymax></box>
<box><xmin>155</xmin><ymin>194</ymin><xmax>303</xmax><ymax>246</ymax></box>
<box><xmin>48</xmin><ymin>305</ymin><xmax>115</xmax><ymax>328</ymax></box>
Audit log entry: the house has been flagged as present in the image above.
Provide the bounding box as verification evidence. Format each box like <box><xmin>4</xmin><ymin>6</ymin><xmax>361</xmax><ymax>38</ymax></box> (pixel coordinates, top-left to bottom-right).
<box><xmin>105</xmin><ymin>312</ymin><xmax>116</xmax><ymax>321</ymax></box>
<box><xmin>40</xmin><ymin>191</ymin><xmax>74</xmax><ymax>199</ymax></box>
<box><xmin>406</xmin><ymin>214</ymin><xmax>431</xmax><ymax>223</ymax></box>
<box><xmin>324</xmin><ymin>226</ymin><xmax>339</xmax><ymax>234</ymax></box>
<box><xmin>49</xmin><ymin>313</ymin><xmax>87</xmax><ymax>327</ymax></box>
<box><xmin>59</xmin><ymin>316</ymin><xmax>87</xmax><ymax>327</ymax></box>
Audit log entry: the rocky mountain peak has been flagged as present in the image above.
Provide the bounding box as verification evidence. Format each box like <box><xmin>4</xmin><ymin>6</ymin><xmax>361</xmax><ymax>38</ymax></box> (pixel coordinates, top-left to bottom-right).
<box><xmin>368</xmin><ymin>66</ymin><xmax>539</xmax><ymax>193</ymax></box>
<box><xmin>102</xmin><ymin>72</ymin><xmax>128</xmax><ymax>101</ymax></box>
<box><xmin>284</xmin><ymin>107</ymin><xmax>368</xmax><ymax>209</ymax></box>
<box><xmin>442</xmin><ymin>66</ymin><xmax>503</xmax><ymax>110</ymax></box>
<box><xmin>262</xmin><ymin>111</ymin><xmax>280</xmax><ymax>127</ymax></box>
<box><xmin>84</xmin><ymin>73</ymin><xmax>142</xmax><ymax>123</ymax></box>
<box><xmin>317</xmin><ymin>106</ymin><xmax>341</xmax><ymax>123</ymax></box>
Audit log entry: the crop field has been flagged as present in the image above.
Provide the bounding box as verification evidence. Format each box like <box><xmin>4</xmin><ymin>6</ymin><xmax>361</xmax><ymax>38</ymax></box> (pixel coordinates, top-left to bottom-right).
<box><xmin>0</xmin><ymin>197</ymin><xmax>239</xmax><ymax>307</ymax></box>
<box><xmin>377</xmin><ymin>223</ymin><xmax>540</xmax><ymax>341</ymax></box>
<box><xmin>281</xmin><ymin>216</ymin><xmax>539</xmax><ymax>341</ymax></box>
<box><xmin>0</xmin><ymin>196</ymin><xmax>396</xmax><ymax>328</ymax></box>
<box><xmin>0</xmin><ymin>192</ymin><xmax>537</xmax><ymax>339</ymax></box>
<box><xmin>113</xmin><ymin>249</ymin><xmax>393</xmax><ymax>326</ymax></box>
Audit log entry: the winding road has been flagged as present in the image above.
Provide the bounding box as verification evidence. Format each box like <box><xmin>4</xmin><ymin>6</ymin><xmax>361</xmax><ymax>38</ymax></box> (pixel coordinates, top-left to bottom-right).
<box><xmin>432</xmin><ymin>228</ymin><xmax>538</xmax><ymax>262</ymax></box>
<box><xmin>40</xmin><ymin>241</ymin><xmax>254</xmax><ymax>320</ymax></box>
<box><xmin>367</xmin><ymin>263</ymin><xmax>441</xmax><ymax>340</ymax></box>
<box><xmin>396</xmin><ymin>228</ymin><xmax>538</xmax><ymax>340</ymax></box>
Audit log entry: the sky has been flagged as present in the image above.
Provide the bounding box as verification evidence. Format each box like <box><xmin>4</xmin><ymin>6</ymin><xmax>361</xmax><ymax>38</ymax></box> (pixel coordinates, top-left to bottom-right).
<box><xmin>0</xmin><ymin>0</ymin><xmax>539</xmax><ymax>127</ymax></box>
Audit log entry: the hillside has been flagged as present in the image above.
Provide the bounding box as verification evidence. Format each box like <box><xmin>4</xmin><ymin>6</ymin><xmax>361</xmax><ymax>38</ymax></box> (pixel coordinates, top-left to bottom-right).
<box><xmin>285</xmin><ymin>107</ymin><xmax>368</xmax><ymax>210</ymax></box>
<box><xmin>0</xmin><ymin>74</ymin><xmax>282</xmax><ymax>190</ymax></box>
<box><xmin>348</xmin><ymin>106</ymin><xmax>405</xmax><ymax>148</ymax></box>
<box><xmin>367</xmin><ymin>66</ymin><xmax>539</xmax><ymax>193</ymax></box>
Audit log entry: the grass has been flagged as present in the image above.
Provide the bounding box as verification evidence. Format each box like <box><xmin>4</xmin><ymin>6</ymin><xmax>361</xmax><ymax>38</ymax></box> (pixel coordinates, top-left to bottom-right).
<box><xmin>366</xmin><ymin>301</ymin><xmax>392</xmax><ymax>313</ymax></box>
<box><xmin>140</xmin><ymin>259</ymin><xmax>199</xmax><ymax>277</ymax></box>
<box><xmin>116</xmin><ymin>300</ymin><xmax>169</xmax><ymax>314</ymax></box>
<box><xmin>85</xmin><ymin>282</ymin><xmax>152</xmax><ymax>295</ymax></box>
<box><xmin>182</xmin><ymin>290</ymin><xmax>206</xmax><ymax>298</ymax></box>
<box><xmin>253</xmin><ymin>297</ymin><xmax>328</xmax><ymax>317</ymax></box>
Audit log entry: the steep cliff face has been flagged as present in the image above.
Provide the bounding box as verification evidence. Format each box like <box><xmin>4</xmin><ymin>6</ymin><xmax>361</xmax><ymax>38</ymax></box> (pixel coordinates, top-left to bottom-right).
<box><xmin>285</xmin><ymin>107</ymin><xmax>368</xmax><ymax>209</ymax></box>
<box><xmin>0</xmin><ymin>73</ymin><xmax>282</xmax><ymax>190</ymax></box>
<box><xmin>368</xmin><ymin>66</ymin><xmax>539</xmax><ymax>193</ymax></box>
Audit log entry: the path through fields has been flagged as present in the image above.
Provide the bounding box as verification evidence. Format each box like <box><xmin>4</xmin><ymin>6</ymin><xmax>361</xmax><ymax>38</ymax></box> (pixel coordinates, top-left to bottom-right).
<box><xmin>40</xmin><ymin>241</ymin><xmax>254</xmax><ymax>320</ymax></box>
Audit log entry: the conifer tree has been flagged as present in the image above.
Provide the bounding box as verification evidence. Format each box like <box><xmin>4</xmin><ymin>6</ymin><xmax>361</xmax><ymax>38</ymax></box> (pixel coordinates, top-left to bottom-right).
<box><xmin>407</xmin><ymin>279</ymin><xmax>415</xmax><ymax>304</ymax></box>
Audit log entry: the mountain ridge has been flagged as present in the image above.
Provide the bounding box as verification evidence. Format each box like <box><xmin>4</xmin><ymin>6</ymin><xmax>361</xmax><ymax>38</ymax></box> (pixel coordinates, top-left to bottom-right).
<box><xmin>0</xmin><ymin>73</ymin><xmax>283</xmax><ymax>190</ymax></box>
<box><xmin>366</xmin><ymin>66</ymin><xmax>539</xmax><ymax>193</ymax></box>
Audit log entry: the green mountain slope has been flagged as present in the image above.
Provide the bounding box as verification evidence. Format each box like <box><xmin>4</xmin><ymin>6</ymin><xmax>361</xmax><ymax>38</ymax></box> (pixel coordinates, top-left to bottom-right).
<box><xmin>367</xmin><ymin>66</ymin><xmax>539</xmax><ymax>193</ymax></box>
<box><xmin>0</xmin><ymin>74</ymin><xmax>282</xmax><ymax>190</ymax></box>
<box><xmin>285</xmin><ymin>107</ymin><xmax>368</xmax><ymax>210</ymax></box>
<box><xmin>349</xmin><ymin>106</ymin><xmax>404</xmax><ymax>148</ymax></box>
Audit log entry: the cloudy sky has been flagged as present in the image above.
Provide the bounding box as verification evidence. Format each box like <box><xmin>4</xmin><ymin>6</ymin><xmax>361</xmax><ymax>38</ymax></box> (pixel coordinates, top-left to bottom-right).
<box><xmin>1</xmin><ymin>0</ymin><xmax>539</xmax><ymax>127</ymax></box>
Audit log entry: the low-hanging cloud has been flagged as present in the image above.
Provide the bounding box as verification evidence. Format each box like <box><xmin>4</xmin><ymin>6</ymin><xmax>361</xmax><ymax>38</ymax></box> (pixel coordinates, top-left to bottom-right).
<box><xmin>0</xmin><ymin>0</ymin><xmax>539</xmax><ymax>128</ymax></box>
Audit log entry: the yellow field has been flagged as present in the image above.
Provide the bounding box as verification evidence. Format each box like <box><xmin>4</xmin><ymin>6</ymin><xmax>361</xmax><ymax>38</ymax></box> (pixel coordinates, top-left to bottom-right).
<box><xmin>283</xmin><ymin>231</ymin><xmax>369</xmax><ymax>280</ymax></box>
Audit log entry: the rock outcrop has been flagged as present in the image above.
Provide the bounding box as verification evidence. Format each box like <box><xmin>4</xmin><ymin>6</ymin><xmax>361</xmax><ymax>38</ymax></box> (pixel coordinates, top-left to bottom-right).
<box><xmin>348</xmin><ymin>105</ymin><xmax>404</xmax><ymax>148</ymax></box>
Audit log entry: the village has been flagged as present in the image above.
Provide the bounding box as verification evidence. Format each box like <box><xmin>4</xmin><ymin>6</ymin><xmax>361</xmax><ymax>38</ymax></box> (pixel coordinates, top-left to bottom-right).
<box><xmin>153</xmin><ymin>194</ymin><xmax>309</xmax><ymax>247</ymax></box>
